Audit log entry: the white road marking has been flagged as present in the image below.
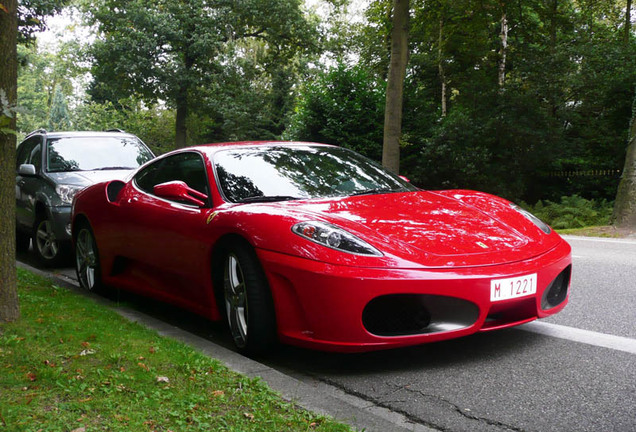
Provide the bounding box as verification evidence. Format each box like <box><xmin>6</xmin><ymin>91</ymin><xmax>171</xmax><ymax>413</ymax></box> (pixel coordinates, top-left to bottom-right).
<box><xmin>561</xmin><ymin>235</ymin><xmax>636</xmax><ymax>245</ymax></box>
<box><xmin>520</xmin><ymin>321</ymin><xmax>636</xmax><ymax>355</ymax></box>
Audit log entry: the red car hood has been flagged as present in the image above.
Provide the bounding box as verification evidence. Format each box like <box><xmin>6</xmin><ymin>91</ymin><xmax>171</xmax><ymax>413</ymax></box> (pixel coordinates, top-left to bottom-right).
<box><xmin>281</xmin><ymin>191</ymin><xmax>561</xmax><ymax>267</ymax></box>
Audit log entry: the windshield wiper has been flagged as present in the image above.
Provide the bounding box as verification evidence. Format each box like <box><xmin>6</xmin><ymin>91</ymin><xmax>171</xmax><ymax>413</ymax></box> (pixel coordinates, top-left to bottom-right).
<box><xmin>94</xmin><ymin>166</ymin><xmax>136</xmax><ymax>171</ymax></box>
<box><xmin>237</xmin><ymin>195</ymin><xmax>302</xmax><ymax>203</ymax></box>
<box><xmin>348</xmin><ymin>188</ymin><xmax>403</xmax><ymax>197</ymax></box>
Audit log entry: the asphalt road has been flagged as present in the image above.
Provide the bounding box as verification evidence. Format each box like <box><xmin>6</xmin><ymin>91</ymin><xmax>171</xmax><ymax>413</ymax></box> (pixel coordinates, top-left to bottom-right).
<box><xmin>18</xmin><ymin>235</ymin><xmax>636</xmax><ymax>432</ymax></box>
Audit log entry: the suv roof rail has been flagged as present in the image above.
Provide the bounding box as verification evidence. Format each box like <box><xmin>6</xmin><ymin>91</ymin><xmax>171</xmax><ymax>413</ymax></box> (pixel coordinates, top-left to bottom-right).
<box><xmin>105</xmin><ymin>128</ymin><xmax>126</xmax><ymax>133</ymax></box>
<box><xmin>25</xmin><ymin>129</ymin><xmax>47</xmax><ymax>138</ymax></box>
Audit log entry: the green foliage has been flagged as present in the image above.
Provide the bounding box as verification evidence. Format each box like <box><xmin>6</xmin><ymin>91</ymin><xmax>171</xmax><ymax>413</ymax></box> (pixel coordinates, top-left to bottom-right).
<box><xmin>522</xmin><ymin>195</ymin><xmax>614</xmax><ymax>230</ymax></box>
<box><xmin>73</xmin><ymin>98</ymin><xmax>176</xmax><ymax>155</ymax></box>
<box><xmin>83</xmin><ymin>0</ymin><xmax>317</xmax><ymax>145</ymax></box>
<box><xmin>48</xmin><ymin>86</ymin><xmax>70</xmax><ymax>130</ymax></box>
<box><xmin>285</xmin><ymin>63</ymin><xmax>385</xmax><ymax>160</ymax></box>
<box><xmin>356</xmin><ymin>0</ymin><xmax>636</xmax><ymax>202</ymax></box>
<box><xmin>18</xmin><ymin>0</ymin><xmax>68</xmax><ymax>43</ymax></box>
<box><xmin>0</xmin><ymin>268</ymin><xmax>351</xmax><ymax>431</ymax></box>
<box><xmin>16</xmin><ymin>39</ymin><xmax>87</xmax><ymax>136</ymax></box>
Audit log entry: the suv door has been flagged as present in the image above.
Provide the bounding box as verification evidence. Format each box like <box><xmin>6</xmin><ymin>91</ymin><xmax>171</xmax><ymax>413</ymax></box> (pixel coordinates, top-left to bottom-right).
<box><xmin>15</xmin><ymin>135</ymin><xmax>44</xmax><ymax>231</ymax></box>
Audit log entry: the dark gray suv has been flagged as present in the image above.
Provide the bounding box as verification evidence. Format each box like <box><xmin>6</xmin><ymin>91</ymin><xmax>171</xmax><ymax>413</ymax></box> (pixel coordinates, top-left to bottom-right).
<box><xmin>16</xmin><ymin>129</ymin><xmax>155</xmax><ymax>265</ymax></box>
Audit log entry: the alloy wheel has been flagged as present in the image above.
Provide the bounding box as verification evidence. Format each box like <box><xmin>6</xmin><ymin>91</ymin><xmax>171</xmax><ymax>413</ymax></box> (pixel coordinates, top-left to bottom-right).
<box><xmin>224</xmin><ymin>253</ymin><xmax>249</xmax><ymax>348</ymax></box>
<box><xmin>75</xmin><ymin>228</ymin><xmax>98</xmax><ymax>290</ymax></box>
<box><xmin>35</xmin><ymin>219</ymin><xmax>59</xmax><ymax>260</ymax></box>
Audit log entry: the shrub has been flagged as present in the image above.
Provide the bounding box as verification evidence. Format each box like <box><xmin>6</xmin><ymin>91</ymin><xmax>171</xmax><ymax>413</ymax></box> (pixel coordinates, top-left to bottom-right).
<box><xmin>522</xmin><ymin>195</ymin><xmax>613</xmax><ymax>230</ymax></box>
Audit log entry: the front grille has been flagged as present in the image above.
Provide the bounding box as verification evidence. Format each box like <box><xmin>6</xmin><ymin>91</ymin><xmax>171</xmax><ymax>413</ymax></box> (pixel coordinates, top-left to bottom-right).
<box><xmin>362</xmin><ymin>294</ymin><xmax>479</xmax><ymax>337</ymax></box>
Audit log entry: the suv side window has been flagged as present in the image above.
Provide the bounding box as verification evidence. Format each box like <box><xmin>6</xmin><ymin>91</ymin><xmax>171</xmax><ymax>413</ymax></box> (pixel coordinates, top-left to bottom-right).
<box><xmin>29</xmin><ymin>144</ymin><xmax>42</xmax><ymax>172</ymax></box>
<box><xmin>16</xmin><ymin>136</ymin><xmax>41</xmax><ymax>170</ymax></box>
<box><xmin>134</xmin><ymin>152</ymin><xmax>210</xmax><ymax>205</ymax></box>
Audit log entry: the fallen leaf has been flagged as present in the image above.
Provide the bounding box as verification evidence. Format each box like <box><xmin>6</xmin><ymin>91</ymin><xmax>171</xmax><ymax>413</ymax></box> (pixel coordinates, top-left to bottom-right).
<box><xmin>212</xmin><ymin>390</ymin><xmax>225</xmax><ymax>397</ymax></box>
<box><xmin>26</xmin><ymin>372</ymin><xmax>36</xmax><ymax>382</ymax></box>
<box><xmin>81</xmin><ymin>342</ymin><xmax>90</xmax><ymax>348</ymax></box>
<box><xmin>156</xmin><ymin>376</ymin><xmax>169</xmax><ymax>383</ymax></box>
<box><xmin>71</xmin><ymin>427</ymin><xmax>86</xmax><ymax>432</ymax></box>
<box><xmin>149</xmin><ymin>346</ymin><xmax>156</xmax><ymax>353</ymax></box>
<box><xmin>243</xmin><ymin>412</ymin><xmax>255</xmax><ymax>421</ymax></box>
<box><xmin>79</xmin><ymin>349</ymin><xmax>96</xmax><ymax>356</ymax></box>
<box><xmin>138</xmin><ymin>363</ymin><xmax>149</xmax><ymax>371</ymax></box>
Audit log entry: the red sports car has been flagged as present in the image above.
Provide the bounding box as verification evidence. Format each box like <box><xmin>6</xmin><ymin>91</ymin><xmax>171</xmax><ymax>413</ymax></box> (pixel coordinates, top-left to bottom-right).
<box><xmin>71</xmin><ymin>142</ymin><xmax>571</xmax><ymax>353</ymax></box>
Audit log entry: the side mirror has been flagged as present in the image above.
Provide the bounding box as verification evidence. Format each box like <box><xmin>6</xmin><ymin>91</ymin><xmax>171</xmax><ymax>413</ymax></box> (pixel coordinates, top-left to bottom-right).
<box><xmin>18</xmin><ymin>164</ymin><xmax>37</xmax><ymax>176</ymax></box>
<box><xmin>153</xmin><ymin>181</ymin><xmax>208</xmax><ymax>207</ymax></box>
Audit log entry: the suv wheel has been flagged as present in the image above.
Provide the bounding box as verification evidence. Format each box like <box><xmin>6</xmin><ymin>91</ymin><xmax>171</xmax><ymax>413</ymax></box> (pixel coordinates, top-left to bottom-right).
<box><xmin>33</xmin><ymin>213</ymin><xmax>64</xmax><ymax>266</ymax></box>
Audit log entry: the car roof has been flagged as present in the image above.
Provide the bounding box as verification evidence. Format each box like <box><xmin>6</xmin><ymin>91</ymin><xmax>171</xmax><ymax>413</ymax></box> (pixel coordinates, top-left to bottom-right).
<box><xmin>24</xmin><ymin>130</ymin><xmax>139</xmax><ymax>140</ymax></box>
<box><xmin>186</xmin><ymin>141</ymin><xmax>335</xmax><ymax>157</ymax></box>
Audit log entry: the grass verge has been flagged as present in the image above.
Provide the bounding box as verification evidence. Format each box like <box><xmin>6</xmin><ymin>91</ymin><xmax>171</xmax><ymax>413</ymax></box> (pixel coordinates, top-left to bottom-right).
<box><xmin>556</xmin><ymin>225</ymin><xmax>635</xmax><ymax>238</ymax></box>
<box><xmin>0</xmin><ymin>268</ymin><xmax>352</xmax><ymax>432</ymax></box>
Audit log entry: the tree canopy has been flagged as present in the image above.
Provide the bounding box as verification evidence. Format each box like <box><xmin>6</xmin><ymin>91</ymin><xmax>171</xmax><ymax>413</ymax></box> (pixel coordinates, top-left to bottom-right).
<box><xmin>10</xmin><ymin>0</ymin><xmax>636</xmax><ymax>208</ymax></box>
<box><xmin>84</xmin><ymin>0</ymin><xmax>317</xmax><ymax>148</ymax></box>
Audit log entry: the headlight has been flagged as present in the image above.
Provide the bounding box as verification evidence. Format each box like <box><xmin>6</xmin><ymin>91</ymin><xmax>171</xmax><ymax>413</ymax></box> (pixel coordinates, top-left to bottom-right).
<box><xmin>56</xmin><ymin>185</ymin><xmax>85</xmax><ymax>204</ymax></box>
<box><xmin>511</xmin><ymin>204</ymin><xmax>551</xmax><ymax>234</ymax></box>
<box><xmin>292</xmin><ymin>221</ymin><xmax>382</xmax><ymax>256</ymax></box>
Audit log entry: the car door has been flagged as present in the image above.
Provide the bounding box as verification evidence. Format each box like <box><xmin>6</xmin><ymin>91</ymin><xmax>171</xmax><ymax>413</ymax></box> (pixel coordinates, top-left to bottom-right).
<box><xmin>15</xmin><ymin>136</ymin><xmax>44</xmax><ymax>230</ymax></box>
<box><xmin>118</xmin><ymin>151</ymin><xmax>216</xmax><ymax>313</ymax></box>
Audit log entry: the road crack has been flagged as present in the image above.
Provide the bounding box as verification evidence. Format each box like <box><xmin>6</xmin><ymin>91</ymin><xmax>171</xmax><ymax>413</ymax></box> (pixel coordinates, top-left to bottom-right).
<box><xmin>388</xmin><ymin>381</ymin><xmax>526</xmax><ymax>432</ymax></box>
<box><xmin>316</xmin><ymin>376</ymin><xmax>526</xmax><ymax>432</ymax></box>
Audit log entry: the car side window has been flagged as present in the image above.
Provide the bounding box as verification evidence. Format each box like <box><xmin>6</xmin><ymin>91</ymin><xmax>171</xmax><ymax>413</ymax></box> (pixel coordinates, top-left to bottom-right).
<box><xmin>29</xmin><ymin>144</ymin><xmax>42</xmax><ymax>172</ymax></box>
<box><xmin>16</xmin><ymin>136</ymin><xmax>40</xmax><ymax>170</ymax></box>
<box><xmin>134</xmin><ymin>152</ymin><xmax>210</xmax><ymax>205</ymax></box>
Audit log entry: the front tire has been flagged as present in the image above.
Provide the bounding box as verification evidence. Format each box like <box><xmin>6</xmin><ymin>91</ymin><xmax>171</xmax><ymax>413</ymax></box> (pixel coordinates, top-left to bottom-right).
<box><xmin>74</xmin><ymin>223</ymin><xmax>104</xmax><ymax>293</ymax></box>
<box><xmin>223</xmin><ymin>244</ymin><xmax>277</xmax><ymax>354</ymax></box>
<box><xmin>33</xmin><ymin>214</ymin><xmax>64</xmax><ymax>266</ymax></box>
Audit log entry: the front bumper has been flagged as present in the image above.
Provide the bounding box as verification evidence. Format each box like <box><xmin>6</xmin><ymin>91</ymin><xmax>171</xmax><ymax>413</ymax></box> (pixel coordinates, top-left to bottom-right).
<box><xmin>257</xmin><ymin>239</ymin><xmax>572</xmax><ymax>352</ymax></box>
<box><xmin>48</xmin><ymin>205</ymin><xmax>72</xmax><ymax>241</ymax></box>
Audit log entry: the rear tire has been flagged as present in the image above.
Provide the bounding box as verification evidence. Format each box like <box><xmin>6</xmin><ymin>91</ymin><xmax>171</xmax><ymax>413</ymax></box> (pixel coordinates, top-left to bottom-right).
<box><xmin>74</xmin><ymin>222</ymin><xmax>104</xmax><ymax>293</ymax></box>
<box><xmin>222</xmin><ymin>243</ymin><xmax>277</xmax><ymax>355</ymax></box>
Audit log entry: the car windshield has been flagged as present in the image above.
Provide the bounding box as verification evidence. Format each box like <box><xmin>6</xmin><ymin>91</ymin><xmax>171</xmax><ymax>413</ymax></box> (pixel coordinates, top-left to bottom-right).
<box><xmin>213</xmin><ymin>145</ymin><xmax>418</xmax><ymax>203</ymax></box>
<box><xmin>46</xmin><ymin>136</ymin><xmax>154</xmax><ymax>173</ymax></box>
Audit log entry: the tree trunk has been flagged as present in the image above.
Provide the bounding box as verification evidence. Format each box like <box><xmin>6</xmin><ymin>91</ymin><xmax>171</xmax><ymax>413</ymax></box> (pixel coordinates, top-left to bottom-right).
<box><xmin>438</xmin><ymin>17</ymin><xmax>447</xmax><ymax>117</ymax></box>
<box><xmin>175</xmin><ymin>51</ymin><xmax>194</xmax><ymax>149</ymax></box>
<box><xmin>625</xmin><ymin>0</ymin><xmax>632</xmax><ymax>46</ymax></box>
<box><xmin>382</xmin><ymin>0</ymin><xmax>409</xmax><ymax>174</ymax></box>
<box><xmin>0</xmin><ymin>0</ymin><xmax>20</xmax><ymax>323</ymax></box>
<box><xmin>548</xmin><ymin>0</ymin><xmax>558</xmax><ymax>117</ymax></box>
<box><xmin>498</xmin><ymin>7</ymin><xmax>508</xmax><ymax>89</ymax></box>
<box><xmin>612</xmin><ymin>96</ymin><xmax>636</xmax><ymax>228</ymax></box>
<box><xmin>175</xmin><ymin>86</ymin><xmax>188</xmax><ymax>149</ymax></box>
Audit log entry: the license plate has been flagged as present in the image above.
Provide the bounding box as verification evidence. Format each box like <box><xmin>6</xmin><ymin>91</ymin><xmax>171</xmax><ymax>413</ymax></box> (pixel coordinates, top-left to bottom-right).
<box><xmin>490</xmin><ymin>273</ymin><xmax>537</xmax><ymax>302</ymax></box>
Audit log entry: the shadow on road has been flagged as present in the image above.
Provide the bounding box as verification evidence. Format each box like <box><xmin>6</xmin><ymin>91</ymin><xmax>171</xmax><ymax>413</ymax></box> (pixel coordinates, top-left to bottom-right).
<box><xmin>18</xmin><ymin>247</ymin><xmax>546</xmax><ymax>378</ymax></box>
